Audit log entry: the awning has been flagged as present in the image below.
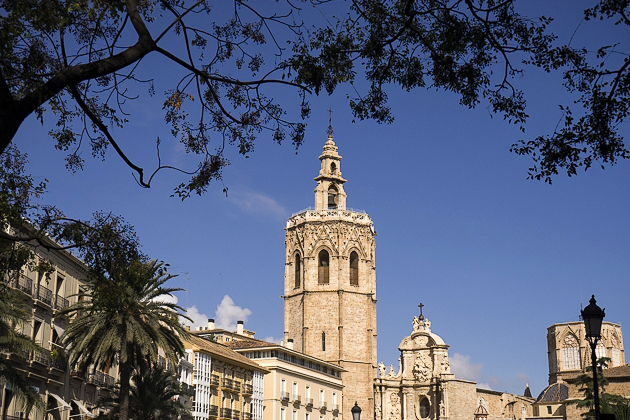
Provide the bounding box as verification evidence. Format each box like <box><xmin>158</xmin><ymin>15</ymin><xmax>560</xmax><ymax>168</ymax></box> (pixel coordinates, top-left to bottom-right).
<box><xmin>48</xmin><ymin>393</ymin><xmax>71</xmax><ymax>410</ymax></box>
<box><xmin>72</xmin><ymin>400</ymin><xmax>95</xmax><ymax>418</ymax></box>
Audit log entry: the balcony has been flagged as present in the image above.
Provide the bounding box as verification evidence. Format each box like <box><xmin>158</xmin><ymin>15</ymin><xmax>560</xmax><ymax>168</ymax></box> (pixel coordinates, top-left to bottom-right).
<box><xmin>87</xmin><ymin>371</ymin><xmax>116</xmax><ymax>389</ymax></box>
<box><xmin>36</xmin><ymin>285</ymin><xmax>53</xmax><ymax>306</ymax></box>
<box><xmin>293</xmin><ymin>394</ymin><xmax>301</xmax><ymax>404</ymax></box>
<box><xmin>332</xmin><ymin>405</ymin><xmax>339</xmax><ymax>414</ymax></box>
<box><xmin>231</xmin><ymin>410</ymin><xmax>240</xmax><ymax>420</ymax></box>
<box><xmin>54</xmin><ymin>294</ymin><xmax>69</xmax><ymax>310</ymax></box>
<box><xmin>319</xmin><ymin>402</ymin><xmax>327</xmax><ymax>411</ymax></box>
<box><xmin>11</xmin><ymin>275</ymin><xmax>33</xmax><ymax>296</ymax></box>
<box><xmin>223</xmin><ymin>378</ymin><xmax>233</xmax><ymax>390</ymax></box>
<box><xmin>232</xmin><ymin>381</ymin><xmax>241</xmax><ymax>393</ymax></box>
<box><xmin>209</xmin><ymin>405</ymin><xmax>218</xmax><ymax>417</ymax></box>
<box><xmin>281</xmin><ymin>392</ymin><xmax>290</xmax><ymax>401</ymax></box>
<box><xmin>243</xmin><ymin>413</ymin><xmax>252</xmax><ymax>420</ymax></box>
<box><xmin>306</xmin><ymin>398</ymin><xmax>313</xmax><ymax>407</ymax></box>
<box><xmin>220</xmin><ymin>408</ymin><xmax>232</xmax><ymax>419</ymax></box>
<box><xmin>242</xmin><ymin>383</ymin><xmax>253</xmax><ymax>395</ymax></box>
<box><xmin>210</xmin><ymin>374</ymin><xmax>220</xmax><ymax>387</ymax></box>
<box><xmin>29</xmin><ymin>348</ymin><xmax>50</xmax><ymax>366</ymax></box>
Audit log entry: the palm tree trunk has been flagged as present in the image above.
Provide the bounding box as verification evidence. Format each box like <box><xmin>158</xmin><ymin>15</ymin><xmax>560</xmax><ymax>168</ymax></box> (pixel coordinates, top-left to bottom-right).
<box><xmin>118</xmin><ymin>349</ymin><xmax>133</xmax><ymax>420</ymax></box>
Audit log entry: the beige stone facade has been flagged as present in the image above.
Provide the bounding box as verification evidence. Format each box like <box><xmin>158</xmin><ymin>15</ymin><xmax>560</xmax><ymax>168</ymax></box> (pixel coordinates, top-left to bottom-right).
<box><xmin>374</xmin><ymin>314</ymin><xmax>535</xmax><ymax>420</ymax></box>
<box><xmin>1</xmin><ymin>240</ymin><xmax>114</xmax><ymax>420</ymax></box>
<box><xmin>227</xmin><ymin>339</ymin><xmax>345</xmax><ymax>420</ymax></box>
<box><xmin>283</xmin><ymin>134</ymin><xmax>377</xmax><ymax>419</ymax></box>
<box><xmin>184</xmin><ymin>335</ymin><xmax>268</xmax><ymax>420</ymax></box>
<box><xmin>546</xmin><ymin>321</ymin><xmax>625</xmax><ymax>384</ymax></box>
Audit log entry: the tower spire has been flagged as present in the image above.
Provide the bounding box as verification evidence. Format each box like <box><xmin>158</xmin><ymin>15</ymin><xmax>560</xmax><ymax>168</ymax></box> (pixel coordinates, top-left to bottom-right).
<box><xmin>327</xmin><ymin>106</ymin><xmax>333</xmax><ymax>139</ymax></box>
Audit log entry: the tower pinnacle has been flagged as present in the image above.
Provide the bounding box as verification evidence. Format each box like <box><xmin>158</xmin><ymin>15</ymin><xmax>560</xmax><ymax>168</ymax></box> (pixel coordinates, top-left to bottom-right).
<box><xmin>314</xmin><ymin>128</ymin><xmax>347</xmax><ymax>210</ymax></box>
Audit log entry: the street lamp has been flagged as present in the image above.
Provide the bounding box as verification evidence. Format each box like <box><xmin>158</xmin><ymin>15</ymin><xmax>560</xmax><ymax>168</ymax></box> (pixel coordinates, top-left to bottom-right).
<box><xmin>581</xmin><ymin>295</ymin><xmax>605</xmax><ymax>420</ymax></box>
<box><xmin>351</xmin><ymin>402</ymin><xmax>362</xmax><ymax>420</ymax></box>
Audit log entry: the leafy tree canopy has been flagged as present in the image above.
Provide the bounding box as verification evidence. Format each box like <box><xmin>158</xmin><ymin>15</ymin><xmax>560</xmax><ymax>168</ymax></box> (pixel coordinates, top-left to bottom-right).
<box><xmin>0</xmin><ymin>0</ymin><xmax>628</xmax><ymax>196</ymax></box>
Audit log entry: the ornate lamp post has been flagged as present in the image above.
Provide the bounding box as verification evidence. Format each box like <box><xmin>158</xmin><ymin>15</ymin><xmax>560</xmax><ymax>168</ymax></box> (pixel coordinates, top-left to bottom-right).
<box><xmin>581</xmin><ymin>295</ymin><xmax>605</xmax><ymax>420</ymax></box>
<box><xmin>351</xmin><ymin>402</ymin><xmax>362</xmax><ymax>420</ymax></box>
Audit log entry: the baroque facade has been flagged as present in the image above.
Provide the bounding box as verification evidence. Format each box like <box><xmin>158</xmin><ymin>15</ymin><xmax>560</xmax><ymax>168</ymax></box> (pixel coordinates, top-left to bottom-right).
<box><xmin>374</xmin><ymin>313</ymin><xmax>534</xmax><ymax>420</ymax></box>
<box><xmin>283</xmin><ymin>131</ymin><xmax>378</xmax><ymax>418</ymax></box>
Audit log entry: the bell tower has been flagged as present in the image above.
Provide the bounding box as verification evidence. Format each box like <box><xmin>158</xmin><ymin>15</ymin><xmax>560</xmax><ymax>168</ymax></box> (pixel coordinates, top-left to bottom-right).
<box><xmin>283</xmin><ymin>124</ymin><xmax>377</xmax><ymax>419</ymax></box>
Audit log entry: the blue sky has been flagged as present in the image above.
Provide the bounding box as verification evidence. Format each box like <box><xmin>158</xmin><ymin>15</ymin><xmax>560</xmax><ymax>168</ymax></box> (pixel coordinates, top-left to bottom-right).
<box><xmin>10</xmin><ymin>1</ymin><xmax>630</xmax><ymax>397</ymax></box>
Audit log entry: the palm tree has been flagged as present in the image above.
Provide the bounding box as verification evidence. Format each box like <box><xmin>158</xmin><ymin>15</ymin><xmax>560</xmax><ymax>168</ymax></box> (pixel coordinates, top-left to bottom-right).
<box><xmin>99</xmin><ymin>365</ymin><xmax>193</xmax><ymax>420</ymax></box>
<box><xmin>0</xmin><ymin>285</ymin><xmax>43</xmax><ymax>415</ymax></box>
<box><xmin>60</xmin><ymin>259</ymin><xmax>190</xmax><ymax>420</ymax></box>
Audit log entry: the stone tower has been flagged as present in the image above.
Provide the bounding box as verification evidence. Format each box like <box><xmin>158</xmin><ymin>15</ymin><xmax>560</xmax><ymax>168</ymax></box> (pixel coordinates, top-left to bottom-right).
<box><xmin>283</xmin><ymin>128</ymin><xmax>377</xmax><ymax>419</ymax></box>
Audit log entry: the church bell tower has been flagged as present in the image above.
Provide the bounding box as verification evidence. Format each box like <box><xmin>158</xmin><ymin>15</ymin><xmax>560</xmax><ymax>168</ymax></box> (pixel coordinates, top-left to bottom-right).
<box><xmin>283</xmin><ymin>125</ymin><xmax>377</xmax><ymax>418</ymax></box>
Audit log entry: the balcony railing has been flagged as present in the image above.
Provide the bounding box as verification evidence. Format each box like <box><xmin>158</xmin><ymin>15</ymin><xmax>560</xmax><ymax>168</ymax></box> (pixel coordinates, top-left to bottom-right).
<box><xmin>242</xmin><ymin>384</ymin><xmax>253</xmax><ymax>395</ymax></box>
<box><xmin>209</xmin><ymin>405</ymin><xmax>218</xmax><ymax>417</ymax></box>
<box><xmin>293</xmin><ymin>394</ymin><xmax>301</xmax><ymax>404</ymax></box>
<box><xmin>36</xmin><ymin>285</ymin><xmax>53</xmax><ymax>306</ymax></box>
<box><xmin>87</xmin><ymin>371</ymin><xmax>115</xmax><ymax>389</ymax></box>
<box><xmin>332</xmin><ymin>405</ymin><xmax>339</xmax><ymax>413</ymax></box>
<box><xmin>223</xmin><ymin>379</ymin><xmax>233</xmax><ymax>389</ymax></box>
<box><xmin>210</xmin><ymin>374</ymin><xmax>220</xmax><ymax>387</ymax></box>
<box><xmin>243</xmin><ymin>413</ymin><xmax>252</xmax><ymax>420</ymax></box>
<box><xmin>281</xmin><ymin>392</ymin><xmax>290</xmax><ymax>401</ymax></box>
<box><xmin>30</xmin><ymin>348</ymin><xmax>50</xmax><ymax>365</ymax></box>
<box><xmin>220</xmin><ymin>408</ymin><xmax>232</xmax><ymax>419</ymax></box>
<box><xmin>232</xmin><ymin>381</ymin><xmax>241</xmax><ymax>392</ymax></box>
<box><xmin>54</xmin><ymin>294</ymin><xmax>69</xmax><ymax>310</ymax></box>
<box><xmin>11</xmin><ymin>275</ymin><xmax>33</xmax><ymax>296</ymax></box>
<box><xmin>231</xmin><ymin>410</ymin><xmax>240</xmax><ymax>420</ymax></box>
<box><xmin>319</xmin><ymin>402</ymin><xmax>327</xmax><ymax>411</ymax></box>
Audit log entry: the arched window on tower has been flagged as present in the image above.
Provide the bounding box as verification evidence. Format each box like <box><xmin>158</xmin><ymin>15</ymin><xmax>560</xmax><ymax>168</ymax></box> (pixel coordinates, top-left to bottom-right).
<box><xmin>419</xmin><ymin>397</ymin><xmax>430</xmax><ymax>418</ymax></box>
<box><xmin>322</xmin><ymin>332</ymin><xmax>326</xmax><ymax>352</ymax></box>
<box><xmin>318</xmin><ymin>250</ymin><xmax>329</xmax><ymax>284</ymax></box>
<box><xmin>349</xmin><ymin>251</ymin><xmax>359</xmax><ymax>285</ymax></box>
<box><xmin>294</xmin><ymin>253</ymin><xmax>301</xmax><ymax>288</ymax></box>
<box><xmin>562</xmin><ymin>334</ymin><xmax>581</xmax><ymax>370</ymax></box>
<box><xmin>330</xmin><ymin>162</ymin><xmax>337</xmax><ymax>174</ymax></box>
<box><xmin>327</xmin><ymin>185</ymin><xmax>338</xmax><ymax>209</ymax></box>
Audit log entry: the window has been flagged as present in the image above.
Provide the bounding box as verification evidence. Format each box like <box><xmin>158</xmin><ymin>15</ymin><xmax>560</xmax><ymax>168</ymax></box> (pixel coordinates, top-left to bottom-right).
<box><xmin>306</xmin><ymin>414</ymin><xmax>310</xmax><ymax>420</ymax></box>
<box><xmin>562</xmin><ymin>335</ymin><xmax>581</xmax><ymax>370</ymax></box>
<box><xmin>281</xmin><ymin>408</ymin><xmax>286</xmax><ymax>420</ymax></box>
<box><xmin>318</xmin><ymin>250</ymin><xmax>329</xmax><ymax>284</ymax></box>
<box><xmin>292</xmin><ymin>411</ymin><xmax>297</xmax><ymax>420</ymax></box>
<box><xmin>612</xmin><ymin>348</ymin><xmax>621</xmax><ymax>367</ymax></box>
<box><xmin>281</xmin><ymin>379</ymin><xmax>286</xmax><ymax>393</ymax></box>
<box><xmin>306</xmin><ymin>386</ymin><xmax>310</xmax><ymax>399</ymax></box>
<box><xmin>294</xmin><ymin>253</ymin><xmax>301</xmax><ymax>288</ymax></box>
<box><xmin>596</xmin><ymin>341</ymin><xmax>606</xmax><ymax>361</ymax></box>
<box><xmin>349</xmin><ymin>251</ymin><xmax>359</xmax><ymax>285</ymax></box>
<box><xmin>327</xmin><ymin>185</ymin><xmax>338</xmax><ymax>209</ymax></box>
<box><xmin>330</xmin><ymin>162</ymin><xmax>336</xmax><ymax>174</ymax></box>
<box><xmin>419</xmin><ymin>398</ymin><xmax>430</xmax><ymax>418</ymax></box>
<box><xmin>547</xmin><ymin>406</ymin><xmax>552</xmax><ymax>415</ymax></box>
<box><xmin>319</xmin><ymin>389</ymin><xmax>324</xmax><ymax>404</ymax></box>
<box><xmin>293</xmin><ymin>382</ymin><xmax>298</xmax><ymax>399</ymax></box>
<box><xmin>332</xmin><ymin>393</ymin><xmax>336</xmax><ymax>405</ymax></box>
<box><xmin>322</xmin><ymin>332</ymin><xmax>326</xmax><ymax>352</ymax></box>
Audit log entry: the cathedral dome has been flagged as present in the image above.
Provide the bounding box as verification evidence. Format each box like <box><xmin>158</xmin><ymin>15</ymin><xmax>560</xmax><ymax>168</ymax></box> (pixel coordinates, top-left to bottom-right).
<box><xmin>536</xmin><ymin>382</ymin><xmax>569</xmax><ymax>403</ymax></box>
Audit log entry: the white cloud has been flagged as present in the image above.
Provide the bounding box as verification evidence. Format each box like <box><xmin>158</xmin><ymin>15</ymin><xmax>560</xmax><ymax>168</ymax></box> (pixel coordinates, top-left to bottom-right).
<box><xmin>215</xmin><ymin>295</ymin><xmax>252</xmax><ymax>330</ymax></box>
<box><xmin>476</xmin><ymin>383</ymin><xmax>493</xmax><ymax>391</ymax></box>
<box><xmin>263</xmin><ymin>336</ymin><xmax>283</xmax><ymax>344</ymax></box>
<box><xmin>182</xmin><ymin>305</ymin><xmax>210</xmax><ymax>330</ymax></box>
<box><xmin>450</xmin><ymin>353</ymin><xmax>484</xmax><ymax>382</ymax></box>
<box><xmin>230</xmin><ymin>190</ymin><xmax>288</xmax><ymax>219</ymax></box>
<box><xmin>153</xmin><ymin>293</ymin><xmax>179</xmax><ymax>305</ymax></box>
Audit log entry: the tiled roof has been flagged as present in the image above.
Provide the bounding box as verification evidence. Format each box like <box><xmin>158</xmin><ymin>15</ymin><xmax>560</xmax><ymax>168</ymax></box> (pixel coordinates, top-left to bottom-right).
<box><xmin>536</xmin><ymin>383</ymin><xmax>569</xmax><ymax>403</ymax></box>
<box><xmin>605</xmin><ymin>364</ymin><xmax>630</xmax><ymax>378</ymax></box>
<box><xmin>185</xmin><ymin>335</ymin><xmax>268</xmax><ymax>373</ymax></box>
<box><xmin>224</xmin><ymin>339</ymin><xmax>280</xmax><ymax>350</ymax></box>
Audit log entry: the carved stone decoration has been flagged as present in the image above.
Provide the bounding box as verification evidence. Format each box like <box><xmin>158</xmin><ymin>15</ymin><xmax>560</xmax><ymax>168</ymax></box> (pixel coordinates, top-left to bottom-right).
<box><xmin>378</xmin><ymin>361</ymin><xmax>386</xmax><ymax>378</ymax></box>
<box><xmin>386</xmin><ymin>364</ymin><xmax>397</xmax><ymax>379</ymax></box>
<box><xmin>413</xmin><ymin>352</ymin><xmax>432</xmax><ymax>382</ymax></box>
<box><xmin>388</xmin><ymin>392</ymin><xmax>401</xmax><ymax>420</ymax></box>
<box><xmin>440</xmin><ymin>354</ymin><xmax>450</xmax><ymax>373</ymax></box>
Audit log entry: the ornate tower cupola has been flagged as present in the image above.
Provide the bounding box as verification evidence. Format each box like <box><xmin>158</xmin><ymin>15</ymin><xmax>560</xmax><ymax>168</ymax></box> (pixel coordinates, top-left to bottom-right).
<box><xmin>314</xmin><ymin>125</ymin><xmax>347</xmax><ymax>210</ymax></box>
